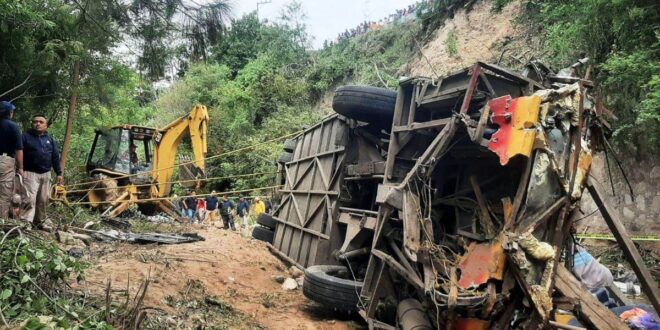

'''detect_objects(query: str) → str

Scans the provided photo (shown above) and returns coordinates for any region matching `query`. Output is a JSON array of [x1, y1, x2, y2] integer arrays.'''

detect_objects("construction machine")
[[73, 105, 209, 218]]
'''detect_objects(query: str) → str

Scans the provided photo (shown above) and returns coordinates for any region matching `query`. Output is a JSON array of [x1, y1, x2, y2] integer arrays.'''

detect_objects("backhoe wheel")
[[303, 265, 363, 312], [278, 151, 293, 164], [332, 85, 397, 123], [251, 226, 274, 243], [256, 213, 278, 230], [283, 139, 297, 152]]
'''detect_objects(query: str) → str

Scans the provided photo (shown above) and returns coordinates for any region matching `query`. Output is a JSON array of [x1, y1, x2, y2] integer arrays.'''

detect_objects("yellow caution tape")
[[576, 234, 660, 242]]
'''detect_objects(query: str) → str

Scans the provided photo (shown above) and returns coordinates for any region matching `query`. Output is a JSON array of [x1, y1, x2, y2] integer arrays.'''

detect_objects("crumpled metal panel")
[[487, 95, 541, 165], [457, 242, 506, 289]]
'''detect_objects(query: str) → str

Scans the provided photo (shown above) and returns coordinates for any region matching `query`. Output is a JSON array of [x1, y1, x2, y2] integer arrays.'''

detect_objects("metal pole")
[[256, 0, 272, 20]]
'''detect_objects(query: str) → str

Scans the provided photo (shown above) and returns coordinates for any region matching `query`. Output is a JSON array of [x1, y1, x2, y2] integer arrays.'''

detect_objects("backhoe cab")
[[81, 105, 209, 218]]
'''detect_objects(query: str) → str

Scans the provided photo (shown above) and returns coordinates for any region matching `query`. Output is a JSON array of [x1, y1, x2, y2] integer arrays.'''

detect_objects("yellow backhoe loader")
[[68, 105, 209, 218]]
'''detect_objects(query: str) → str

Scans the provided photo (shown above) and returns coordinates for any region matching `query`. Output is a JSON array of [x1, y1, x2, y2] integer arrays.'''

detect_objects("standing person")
[[196, 197, 206, 223], [220, 195, 236, 230], [237, 197, 250, 230], [183, 191, 197, 222], [0, 101, 23, 219], [264, 198, 272, 214], [204, 191, 219, 224], [171, 194, 180, 214], [20, 115, 63, 229], [252, 197, 265, 216]]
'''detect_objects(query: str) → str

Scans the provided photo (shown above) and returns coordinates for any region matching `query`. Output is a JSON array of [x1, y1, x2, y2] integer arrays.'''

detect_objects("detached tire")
[[278, 151, 293, 164], [332, 85, 397, 123], [256, 213, 278, 230], [283, 139, 297, 152], [251, 226, 274, 243], [303, 265, 363, 311]]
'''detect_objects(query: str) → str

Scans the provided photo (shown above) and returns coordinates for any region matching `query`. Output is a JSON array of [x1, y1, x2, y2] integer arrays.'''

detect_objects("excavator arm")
[[152, 104, 209, 197]]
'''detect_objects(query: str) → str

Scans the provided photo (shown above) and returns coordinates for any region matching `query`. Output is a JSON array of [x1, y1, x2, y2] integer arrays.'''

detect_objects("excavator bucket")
[[178, 155, 206, 189]]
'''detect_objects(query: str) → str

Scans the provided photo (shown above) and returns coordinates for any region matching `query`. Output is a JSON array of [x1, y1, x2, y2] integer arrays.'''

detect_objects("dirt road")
[[81, 224, 361, 329]]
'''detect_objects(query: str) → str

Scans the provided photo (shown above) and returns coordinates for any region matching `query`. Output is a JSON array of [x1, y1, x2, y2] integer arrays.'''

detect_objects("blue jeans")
[[186, 209, 195, 219]]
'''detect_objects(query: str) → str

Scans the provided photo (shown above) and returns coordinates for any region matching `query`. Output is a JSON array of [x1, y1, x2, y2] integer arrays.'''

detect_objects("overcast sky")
[[230, 0, 417, 49]]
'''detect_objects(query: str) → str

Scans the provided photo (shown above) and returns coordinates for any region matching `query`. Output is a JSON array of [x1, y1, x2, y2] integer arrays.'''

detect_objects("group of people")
[[0, 101, 63, 228], [176, 191, 269, 231], [327, 0, 432, 46]]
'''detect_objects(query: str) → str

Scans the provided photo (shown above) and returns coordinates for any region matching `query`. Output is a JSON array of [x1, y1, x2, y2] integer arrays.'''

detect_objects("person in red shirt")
[[196, 197, 206, 223]]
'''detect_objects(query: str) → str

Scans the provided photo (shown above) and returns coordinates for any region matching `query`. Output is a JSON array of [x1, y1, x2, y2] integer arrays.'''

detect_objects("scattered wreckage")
[[258, 60, 660, 328]]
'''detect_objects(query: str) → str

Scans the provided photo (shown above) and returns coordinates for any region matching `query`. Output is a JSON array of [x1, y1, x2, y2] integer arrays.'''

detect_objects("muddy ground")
[[74, 223, 364, 329]]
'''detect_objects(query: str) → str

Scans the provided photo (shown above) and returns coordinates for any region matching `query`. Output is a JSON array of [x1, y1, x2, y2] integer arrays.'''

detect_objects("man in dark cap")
[[0, 101, 23, 219], [21, 114, 62, 229]]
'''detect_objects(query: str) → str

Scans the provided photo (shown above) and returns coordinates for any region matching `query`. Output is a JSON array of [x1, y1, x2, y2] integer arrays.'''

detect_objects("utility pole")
[[256, 0, 272, 19]]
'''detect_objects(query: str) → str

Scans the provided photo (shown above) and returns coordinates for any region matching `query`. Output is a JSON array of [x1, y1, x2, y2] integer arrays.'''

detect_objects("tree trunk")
[[60, 59, 81, 173]]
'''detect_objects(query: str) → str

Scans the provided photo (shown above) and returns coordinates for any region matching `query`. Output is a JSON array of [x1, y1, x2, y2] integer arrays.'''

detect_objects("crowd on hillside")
[[327, 0, 434, 46]]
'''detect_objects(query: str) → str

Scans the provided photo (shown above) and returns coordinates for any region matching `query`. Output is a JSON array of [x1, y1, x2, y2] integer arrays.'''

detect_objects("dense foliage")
[[155, 8, 420, 193], [0, 232, 101, 327], [523, 0, 659, 156]]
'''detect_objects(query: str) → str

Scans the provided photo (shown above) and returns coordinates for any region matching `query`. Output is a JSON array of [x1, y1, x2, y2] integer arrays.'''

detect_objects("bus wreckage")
[[257, 59, 660, 329]]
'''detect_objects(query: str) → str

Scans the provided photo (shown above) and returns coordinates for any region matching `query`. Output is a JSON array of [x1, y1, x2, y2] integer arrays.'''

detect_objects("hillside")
[[405, 0, 528, 76]]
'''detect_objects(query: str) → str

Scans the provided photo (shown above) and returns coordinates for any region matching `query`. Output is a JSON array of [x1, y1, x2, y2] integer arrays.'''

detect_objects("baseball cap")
[[0, 101, 16, 112]]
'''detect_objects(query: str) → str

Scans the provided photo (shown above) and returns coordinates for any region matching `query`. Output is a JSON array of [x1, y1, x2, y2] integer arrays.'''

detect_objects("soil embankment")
[[81, 224, 359, 329]]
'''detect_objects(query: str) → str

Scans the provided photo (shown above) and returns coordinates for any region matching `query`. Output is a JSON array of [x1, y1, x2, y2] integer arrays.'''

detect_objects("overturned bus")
[[255, 60, 659, 329]]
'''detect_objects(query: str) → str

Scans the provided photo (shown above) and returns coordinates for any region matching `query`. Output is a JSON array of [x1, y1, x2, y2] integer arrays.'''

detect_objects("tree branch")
[[0, 73, 32, 99]]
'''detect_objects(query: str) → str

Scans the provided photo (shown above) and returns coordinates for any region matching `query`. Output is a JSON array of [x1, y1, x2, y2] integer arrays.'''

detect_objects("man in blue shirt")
[[220, 195, 236, 230], [204, 191, 219, 224], [0, 101, 23, 219], [237, 197, 250, 230], [20, 115, 63, 229]]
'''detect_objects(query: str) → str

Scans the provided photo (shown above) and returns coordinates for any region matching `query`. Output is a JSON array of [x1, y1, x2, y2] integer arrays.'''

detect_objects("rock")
[[72, 233, 93, 245], [635, 182, 648, 194], [67, 248, 84, 258], [635, 197, 646, 212], [57, 231, 84, 247], [652, 196, 660, 212], [296, 276, 304, 287], [624, 194, 633, 205], [228, 277, 235, 283], [289, 266, 304, 278], [650, 166, 660, 179], [622, 207, 635, 220], [281, 278, 298, 290], [271, 275, 286, 284]]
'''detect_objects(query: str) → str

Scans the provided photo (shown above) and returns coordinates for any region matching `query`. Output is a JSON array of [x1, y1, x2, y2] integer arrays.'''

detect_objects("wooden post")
[[587, 178, 660, 313], [60, 59, 81, 173]]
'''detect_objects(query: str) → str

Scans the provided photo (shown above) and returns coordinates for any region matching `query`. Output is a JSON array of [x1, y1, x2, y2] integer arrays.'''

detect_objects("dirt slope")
[[404, 0, 530, 77], [81, 224, 358, 329]]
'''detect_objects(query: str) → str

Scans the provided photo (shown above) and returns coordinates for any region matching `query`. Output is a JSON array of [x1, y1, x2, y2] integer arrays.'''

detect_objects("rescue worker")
[[0, 101, 23, 219], [220, 195, 236, 230], [21, 115, 62, 229], [237, 196, 250, 230], [252, 196, 265, 216], [129, 144, 139, 165]]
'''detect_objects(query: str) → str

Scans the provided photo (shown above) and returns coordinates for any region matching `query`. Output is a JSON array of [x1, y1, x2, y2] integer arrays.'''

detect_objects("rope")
[[64, 171, 279, 194], [62, 130, 302, 189], [65, 185, 283, 206]]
